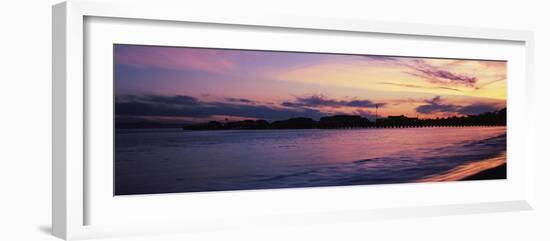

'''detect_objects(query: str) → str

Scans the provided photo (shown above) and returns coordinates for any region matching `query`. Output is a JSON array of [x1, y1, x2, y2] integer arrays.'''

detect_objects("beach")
[[462, 163, 506, 181], [417, 151, 506, 182], [115, 126, 507, 195]]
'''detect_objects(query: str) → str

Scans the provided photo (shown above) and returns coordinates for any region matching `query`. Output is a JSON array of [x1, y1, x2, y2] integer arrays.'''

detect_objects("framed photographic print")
[[53, 0, 535, 240], [113, 44, 508, 195]]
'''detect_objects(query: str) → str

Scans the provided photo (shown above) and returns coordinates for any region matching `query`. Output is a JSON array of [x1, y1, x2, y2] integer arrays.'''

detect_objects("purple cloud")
[[416, 96, 461, 114], [405, 58, 478, 87], [282, 95, 384, 108], [458, 103, 500, 115], [363, 56, 479, 88], [116, 94, 331, 122], [415, 96, 502, 115], [225, 97, 253, 103]]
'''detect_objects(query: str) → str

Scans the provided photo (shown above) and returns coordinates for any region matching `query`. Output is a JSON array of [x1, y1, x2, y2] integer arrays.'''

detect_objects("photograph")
[[114, 44, 507, 195]]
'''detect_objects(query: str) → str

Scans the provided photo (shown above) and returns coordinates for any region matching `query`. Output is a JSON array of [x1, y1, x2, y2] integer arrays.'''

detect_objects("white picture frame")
[[52, 0, 536, 240]]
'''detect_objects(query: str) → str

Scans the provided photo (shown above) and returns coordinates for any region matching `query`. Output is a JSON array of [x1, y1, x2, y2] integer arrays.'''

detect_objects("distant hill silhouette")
[[116, 121, 185, 129], [182, 108, 506, 130]]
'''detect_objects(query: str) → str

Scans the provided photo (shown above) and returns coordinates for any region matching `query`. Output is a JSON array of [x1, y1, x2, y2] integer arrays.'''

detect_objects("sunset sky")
[[114, 44, 507, 124]]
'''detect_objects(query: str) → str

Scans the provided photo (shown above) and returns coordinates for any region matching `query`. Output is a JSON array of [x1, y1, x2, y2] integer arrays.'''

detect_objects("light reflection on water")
[[115, 126, 506, 195]]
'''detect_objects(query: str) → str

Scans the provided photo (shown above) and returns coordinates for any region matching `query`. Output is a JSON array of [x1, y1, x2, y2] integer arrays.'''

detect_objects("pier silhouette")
[[183, 108, 506, 130]]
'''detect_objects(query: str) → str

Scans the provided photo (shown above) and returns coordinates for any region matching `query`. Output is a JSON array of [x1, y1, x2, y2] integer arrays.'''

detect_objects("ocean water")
[[115, 126, 506, 195]]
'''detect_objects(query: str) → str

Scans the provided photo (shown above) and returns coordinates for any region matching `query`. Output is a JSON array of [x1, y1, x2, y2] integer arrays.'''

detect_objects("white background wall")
[[0, 0, 548, 240]]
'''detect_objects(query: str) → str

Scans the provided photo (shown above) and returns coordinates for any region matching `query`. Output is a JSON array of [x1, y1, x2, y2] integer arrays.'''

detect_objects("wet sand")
[[461, 163, 506, 180], [417, 152, 506, 182]]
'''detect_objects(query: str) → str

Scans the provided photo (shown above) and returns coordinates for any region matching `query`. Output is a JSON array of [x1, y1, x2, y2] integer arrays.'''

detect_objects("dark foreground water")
[[115, 127, 506, 195]]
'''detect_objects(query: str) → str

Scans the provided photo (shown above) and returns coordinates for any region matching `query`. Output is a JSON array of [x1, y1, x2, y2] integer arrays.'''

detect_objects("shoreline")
[[417, 152, 507, 182], [460, 163, 506, 181]]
